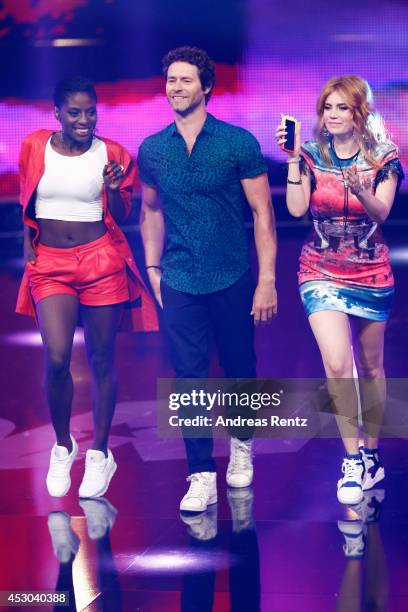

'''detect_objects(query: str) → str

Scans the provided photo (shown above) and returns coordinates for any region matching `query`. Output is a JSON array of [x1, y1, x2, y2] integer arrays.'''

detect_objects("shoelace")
[[86, 455, 107, 474], [342, 458, 362, 482], [186, 473, 209, 498], [230, 442, 252, 472], [49, 455, 72, 476]]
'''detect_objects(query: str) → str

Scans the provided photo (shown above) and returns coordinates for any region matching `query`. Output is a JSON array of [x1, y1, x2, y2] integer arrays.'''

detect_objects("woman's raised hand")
[[103, 161, 125, 191], [275, 115, 301, 159]]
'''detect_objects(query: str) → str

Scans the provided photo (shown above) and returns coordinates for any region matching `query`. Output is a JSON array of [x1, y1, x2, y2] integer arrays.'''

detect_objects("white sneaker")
[[46, 435, 78, 497], [337, 455, 365, 505], [337, 520, 366, 559], [180, 504, 218, 541], [79, 497, 117, 540], [179, 472, 217, 512], [359, 447, 385, 490], [79, 449, 117, 498], [48, 512, 80, 563], [227, 438, 253, 488]]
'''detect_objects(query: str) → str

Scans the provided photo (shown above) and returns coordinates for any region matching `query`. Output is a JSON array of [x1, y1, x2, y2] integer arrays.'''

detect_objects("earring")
[[362, 132, 370, 145], [322, 125, 330, 139]]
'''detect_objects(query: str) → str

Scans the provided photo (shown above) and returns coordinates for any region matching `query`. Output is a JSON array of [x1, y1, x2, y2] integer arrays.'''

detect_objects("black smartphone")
[[281, 115, 298, 153]]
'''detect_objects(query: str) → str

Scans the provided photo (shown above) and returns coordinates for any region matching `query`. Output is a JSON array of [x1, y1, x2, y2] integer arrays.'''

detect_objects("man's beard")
[[173, 97, 201, 118]]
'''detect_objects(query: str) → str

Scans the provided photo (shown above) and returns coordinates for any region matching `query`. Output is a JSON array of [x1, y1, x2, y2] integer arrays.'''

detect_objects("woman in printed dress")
[[276, 75, 403, 504]]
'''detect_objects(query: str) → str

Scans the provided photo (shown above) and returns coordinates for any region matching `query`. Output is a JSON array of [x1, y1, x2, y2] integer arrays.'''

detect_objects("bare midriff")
[[37, 219, 106, 248]]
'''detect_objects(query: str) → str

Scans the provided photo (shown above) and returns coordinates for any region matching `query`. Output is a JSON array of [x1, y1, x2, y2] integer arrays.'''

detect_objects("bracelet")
[[146, 265, 162, 271], [286, 158, 300, 164], [287, 178, 302, 185]]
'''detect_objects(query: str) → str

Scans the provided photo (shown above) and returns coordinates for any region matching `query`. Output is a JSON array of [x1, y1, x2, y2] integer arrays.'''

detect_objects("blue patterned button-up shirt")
[[137, 113, 267, 294]]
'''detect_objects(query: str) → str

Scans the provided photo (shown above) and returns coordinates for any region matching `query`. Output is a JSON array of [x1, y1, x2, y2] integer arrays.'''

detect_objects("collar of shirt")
[[167, 112, 217, 138]]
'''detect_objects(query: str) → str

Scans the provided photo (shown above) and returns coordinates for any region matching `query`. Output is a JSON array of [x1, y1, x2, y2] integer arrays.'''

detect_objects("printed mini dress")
[[298, 140, 403, 321]]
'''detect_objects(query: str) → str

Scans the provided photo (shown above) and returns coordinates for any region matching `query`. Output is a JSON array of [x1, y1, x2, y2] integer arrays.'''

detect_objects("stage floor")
[[0, 228, 407, 611]]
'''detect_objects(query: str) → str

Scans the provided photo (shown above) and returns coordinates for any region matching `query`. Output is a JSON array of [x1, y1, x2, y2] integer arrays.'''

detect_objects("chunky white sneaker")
[[48, 512, 80, 563], [337, 454, 365, 505], [79, 497, 117, 540], [46, 435, 78, 497], [337, 520, 366, 559], [359, 447, 385, 490], [180, 504, 218, 540], [226, 438, 253, 488], [79, 449, 117, 498], [179, 472, 217, 512]]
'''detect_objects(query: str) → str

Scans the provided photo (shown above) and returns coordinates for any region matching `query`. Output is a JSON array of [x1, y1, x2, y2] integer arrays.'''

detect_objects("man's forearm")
[[253, 209, 277, 283], [140, 205, 165, 266]]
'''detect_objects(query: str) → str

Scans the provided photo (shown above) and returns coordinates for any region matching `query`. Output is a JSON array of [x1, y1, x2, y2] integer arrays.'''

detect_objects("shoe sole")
[[79, 461, 117, 499], [226, 476, 253, 489], [47, 481, 71, 498], [179, 492, 217, 513]]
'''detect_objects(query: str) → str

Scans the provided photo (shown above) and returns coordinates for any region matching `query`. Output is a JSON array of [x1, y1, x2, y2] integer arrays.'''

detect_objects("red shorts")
[[26, 232, 129, 307]]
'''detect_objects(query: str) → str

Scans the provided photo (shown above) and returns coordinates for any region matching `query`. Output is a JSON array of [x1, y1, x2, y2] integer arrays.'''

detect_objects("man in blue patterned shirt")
[[138, 47, 277, 512]]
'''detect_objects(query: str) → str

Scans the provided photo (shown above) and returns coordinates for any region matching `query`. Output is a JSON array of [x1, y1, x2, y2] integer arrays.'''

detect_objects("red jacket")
[[16, 129, 158, 332]]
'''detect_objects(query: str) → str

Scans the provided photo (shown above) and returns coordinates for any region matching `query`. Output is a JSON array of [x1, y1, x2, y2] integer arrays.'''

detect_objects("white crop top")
[[35, 137, 108, 222]]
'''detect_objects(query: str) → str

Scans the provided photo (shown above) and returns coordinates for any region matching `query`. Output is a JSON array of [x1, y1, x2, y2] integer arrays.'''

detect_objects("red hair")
[[314, 75, 387, 168]]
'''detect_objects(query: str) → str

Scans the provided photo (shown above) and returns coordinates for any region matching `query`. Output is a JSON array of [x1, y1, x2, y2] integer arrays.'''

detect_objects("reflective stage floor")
[[0, 227, 407, 611]]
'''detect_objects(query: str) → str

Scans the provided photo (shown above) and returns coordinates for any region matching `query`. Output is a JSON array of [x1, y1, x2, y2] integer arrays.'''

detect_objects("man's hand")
[[250, 280, 277, 325], [147, 267, 163, 308]]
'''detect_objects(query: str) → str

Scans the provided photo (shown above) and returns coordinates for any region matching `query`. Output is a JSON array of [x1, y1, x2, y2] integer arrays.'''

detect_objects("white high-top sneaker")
[[359, 447, 385, 490], [337, 454, 365, 505], [227, 438, 253, 488]]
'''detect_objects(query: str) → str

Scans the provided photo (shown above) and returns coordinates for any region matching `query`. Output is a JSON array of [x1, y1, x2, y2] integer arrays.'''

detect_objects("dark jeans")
[[161, 270, 256, 473]]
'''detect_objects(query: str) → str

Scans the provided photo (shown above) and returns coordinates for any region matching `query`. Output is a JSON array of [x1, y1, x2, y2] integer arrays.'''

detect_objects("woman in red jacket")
[[16, 77, 157, 499]]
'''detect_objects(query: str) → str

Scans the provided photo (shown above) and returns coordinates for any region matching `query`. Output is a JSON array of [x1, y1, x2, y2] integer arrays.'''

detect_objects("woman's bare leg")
[[308, 310, 359, 454], [351, 319, 387, 449], [36, 294, 79, 452], [81, 303, 123, 455]]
